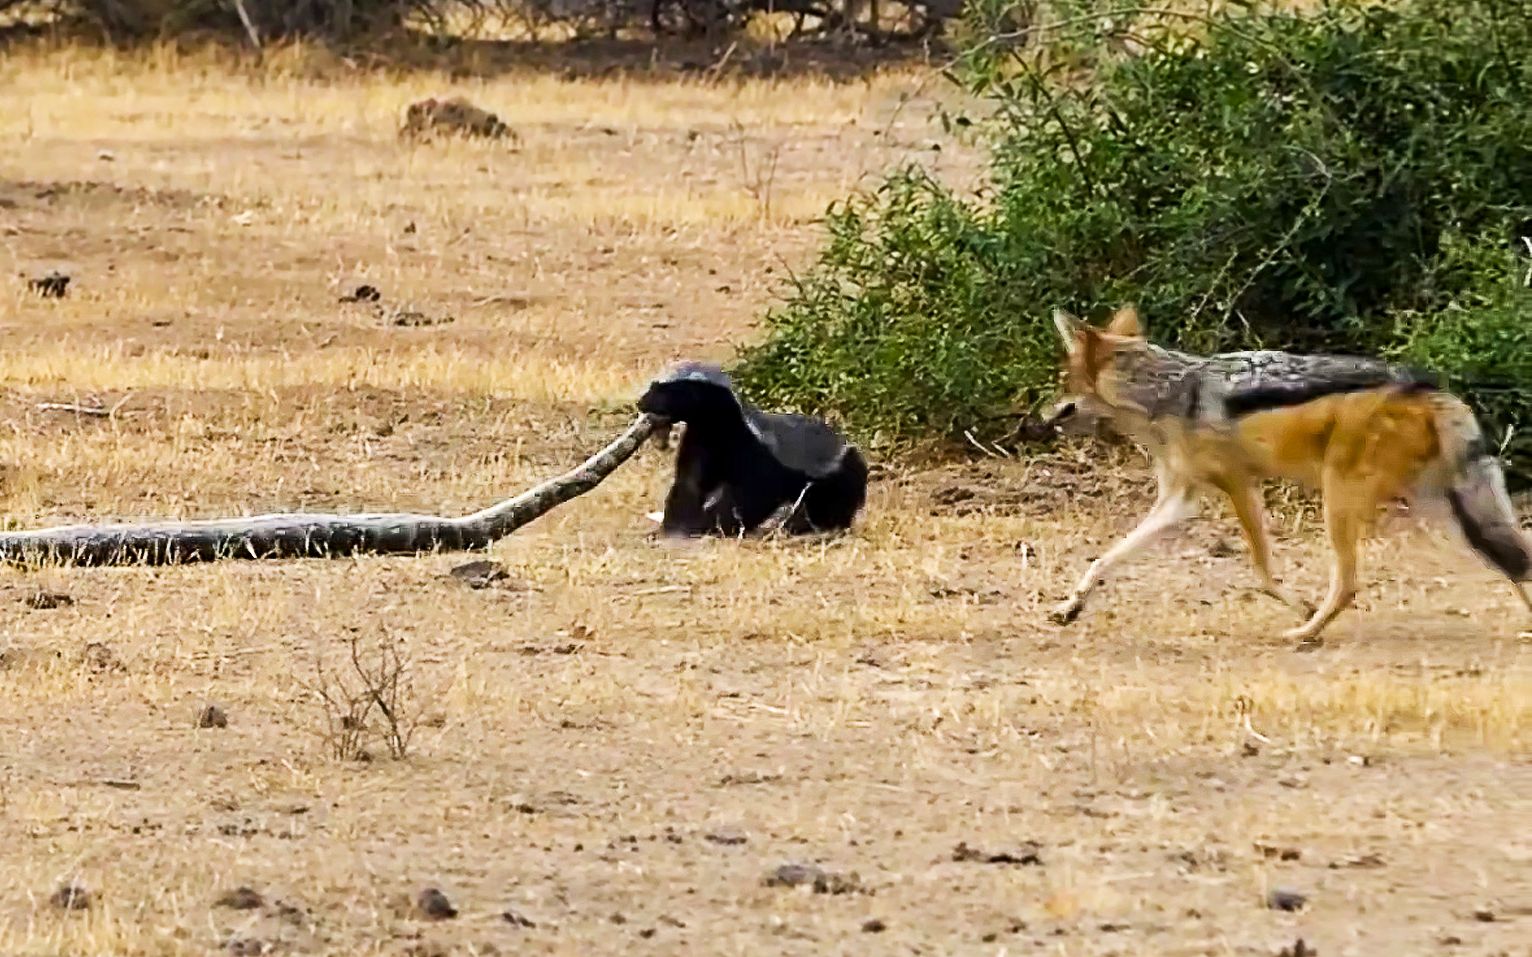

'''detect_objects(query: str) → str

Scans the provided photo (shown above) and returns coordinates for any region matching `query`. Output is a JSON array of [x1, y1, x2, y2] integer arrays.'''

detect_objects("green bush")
[[736, 0, 1532, 483]]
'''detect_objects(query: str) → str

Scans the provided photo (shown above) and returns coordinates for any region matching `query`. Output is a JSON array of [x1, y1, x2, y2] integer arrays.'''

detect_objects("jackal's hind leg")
[[1050, 487, 1198, 625], [1222, 480, 1313, 618], [1283, 475, 1365, 647]]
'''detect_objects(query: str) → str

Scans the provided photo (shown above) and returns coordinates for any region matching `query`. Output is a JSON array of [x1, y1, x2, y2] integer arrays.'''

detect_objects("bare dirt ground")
[[1, 42, 1527, 957]]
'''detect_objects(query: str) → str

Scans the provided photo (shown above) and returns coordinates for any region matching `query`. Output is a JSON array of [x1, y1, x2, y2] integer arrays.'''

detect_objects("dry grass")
[[0, 40, 1527, 957]]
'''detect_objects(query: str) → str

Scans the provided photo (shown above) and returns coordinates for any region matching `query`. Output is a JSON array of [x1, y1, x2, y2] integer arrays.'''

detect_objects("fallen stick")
[[35, 396, 132, 417], [0, 414, 656, 567]]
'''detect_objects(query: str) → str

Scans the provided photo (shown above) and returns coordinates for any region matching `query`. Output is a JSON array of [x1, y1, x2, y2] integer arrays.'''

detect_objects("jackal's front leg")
[[1050, 487, 1198, 624]]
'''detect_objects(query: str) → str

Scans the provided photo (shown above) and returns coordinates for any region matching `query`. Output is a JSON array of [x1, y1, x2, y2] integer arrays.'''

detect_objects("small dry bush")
[[302, 627, 420, 761]]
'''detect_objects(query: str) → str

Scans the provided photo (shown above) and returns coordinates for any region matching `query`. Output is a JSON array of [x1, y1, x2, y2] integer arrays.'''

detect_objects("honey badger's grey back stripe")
[[653, 359, 852, 478], [742, 409, 850, 477]]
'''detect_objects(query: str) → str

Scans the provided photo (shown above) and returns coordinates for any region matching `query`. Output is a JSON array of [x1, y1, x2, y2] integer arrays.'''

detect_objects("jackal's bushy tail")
[[1430, 395, 1531, 582]]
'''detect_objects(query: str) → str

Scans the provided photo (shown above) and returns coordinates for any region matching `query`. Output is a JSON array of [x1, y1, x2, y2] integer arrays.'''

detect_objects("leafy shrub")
[[736, 0, 1532, 483]]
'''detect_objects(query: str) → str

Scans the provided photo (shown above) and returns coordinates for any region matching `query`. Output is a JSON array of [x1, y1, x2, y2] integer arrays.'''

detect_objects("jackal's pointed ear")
[[1052, 309, 1088, 352], [1106, 305, 1143, 338]]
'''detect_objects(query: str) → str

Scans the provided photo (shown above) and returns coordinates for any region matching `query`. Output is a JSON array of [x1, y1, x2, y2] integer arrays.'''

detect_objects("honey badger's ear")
[[1052, 309, 1089, 352], [1106, 304, 1143, 338]]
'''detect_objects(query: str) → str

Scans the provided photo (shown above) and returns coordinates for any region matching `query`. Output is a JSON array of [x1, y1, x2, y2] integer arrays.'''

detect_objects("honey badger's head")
[[638, 362, 741, 431]]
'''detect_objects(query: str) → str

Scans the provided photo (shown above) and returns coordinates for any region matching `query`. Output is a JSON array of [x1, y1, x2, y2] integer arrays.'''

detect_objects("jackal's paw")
[[1280, 624, 1325, 650], [1048, 598, 1083, 625]]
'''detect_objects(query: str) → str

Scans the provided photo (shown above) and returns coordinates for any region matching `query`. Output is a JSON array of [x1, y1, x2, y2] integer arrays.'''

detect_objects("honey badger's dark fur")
[[639, 362, 867, 537]]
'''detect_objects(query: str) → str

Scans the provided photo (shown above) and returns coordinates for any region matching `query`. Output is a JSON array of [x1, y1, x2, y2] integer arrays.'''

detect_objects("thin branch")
[[35, 396, 132, 418]]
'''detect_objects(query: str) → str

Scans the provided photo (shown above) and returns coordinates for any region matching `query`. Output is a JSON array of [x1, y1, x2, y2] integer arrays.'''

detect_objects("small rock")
[[390, 309, 453, 327], [400, 96, 517, 142], [24, 590, 73, 609], [81, 642, 124, 673], [1208, 538, 1240, 558], [215, 886, 264, 910], [763, 863, 861, 895], [50, 882, 91, 910], [704, 828, 748, 846], [415, 887, 457, 920], [448, 559, 510, 589], [1277, 939, 1315, 957], [1267, 888, 1308, 912], [502, 908, 535, 928], [1328, 852, 1383, 869], [225, 938, 270, 956], [28, 272, 70, 298], [273, 900, 307, 926], [1254, 843, 1302, 862], [953, 840, 1043, 865], [97, 149, 116, 161], [339, 284, 381, 303], [1471, 906, 1496, 922], [198, 704, 229, 729], [861, 918, 887, 933]]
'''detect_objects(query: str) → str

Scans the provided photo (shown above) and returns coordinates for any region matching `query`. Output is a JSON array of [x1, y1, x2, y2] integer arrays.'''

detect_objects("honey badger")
[[638, 362, 868, 537]]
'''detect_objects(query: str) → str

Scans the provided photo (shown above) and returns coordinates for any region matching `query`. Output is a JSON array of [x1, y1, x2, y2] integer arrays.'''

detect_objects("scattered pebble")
[[415, 887, 457, 920], [1254, 843, 1302, 861], [1277, 939, 1315, 957], [215, 886, 264, 910], [1471, 906, 1496, 922], [502, 908, 535, 928], [81, 642, 125, 673], [448, 560, 510, 589], [861, 918, 887, 933], [24, 590, 73, 610], [1328, 852, 1384, 869], [704, 828, 748, 846], [198, 704, 230, 729], [50, 882, 91, 910], [28, 272, 70, 298], [339, 284, 381, 303], [763, 863, 861, 895], [953, 840, 1043, 865], [400, 96, 516, 142], [1267, 888, 1308, 912], [390, 309, 453, 327]]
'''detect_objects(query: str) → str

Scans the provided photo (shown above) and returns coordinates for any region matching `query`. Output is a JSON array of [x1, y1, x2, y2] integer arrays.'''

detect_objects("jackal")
[[1049, 305, 1531, 645]]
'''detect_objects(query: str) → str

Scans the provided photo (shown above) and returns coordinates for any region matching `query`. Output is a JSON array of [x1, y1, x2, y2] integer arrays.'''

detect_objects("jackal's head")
[[1048, 305, 1145, 429]]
